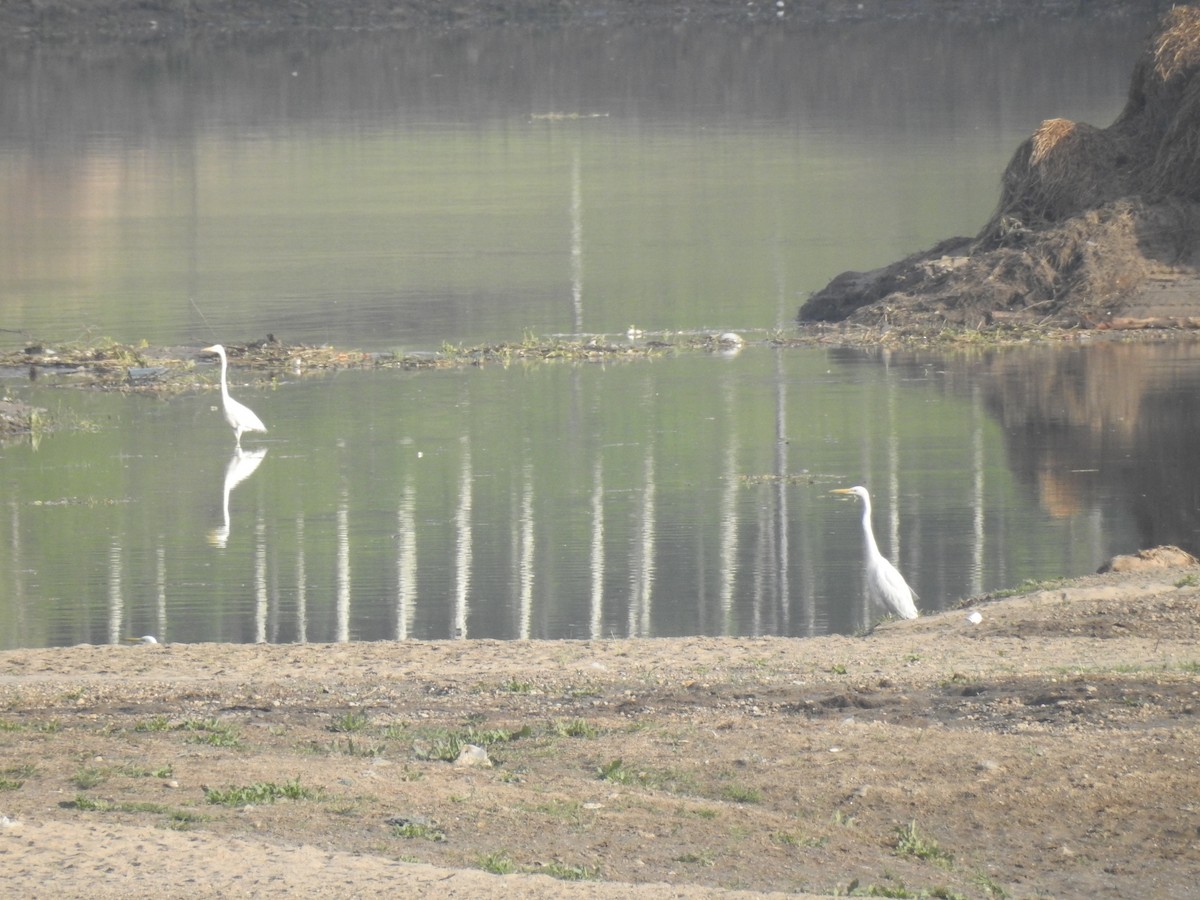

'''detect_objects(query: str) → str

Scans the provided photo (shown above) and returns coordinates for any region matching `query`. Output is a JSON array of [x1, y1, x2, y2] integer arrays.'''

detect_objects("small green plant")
[[476, 851, 516, 875], [721, 784, 763, 804], [328, 711, 370, 733], [203, 778, 318, 806], [72, 767, 108, 790], [970, 871, 1010, 898], [596, 758, 633, 784], [674, 850, 716, 867], [541, 861, 600, 881], [1176, 573, 1200, 588], [64, 795, 115, 812], [893, 820, 954, 867], [830, 663, 849, 675], [133, 715, 173, 733], [415, 724, 529, 762], [551, 718, 601, 738], [0, 777, 23, 791], [502, 678, 534, 693], [831, 809, 857, 827], [391, 821, 447, 842], [167, 810, 210, 830]]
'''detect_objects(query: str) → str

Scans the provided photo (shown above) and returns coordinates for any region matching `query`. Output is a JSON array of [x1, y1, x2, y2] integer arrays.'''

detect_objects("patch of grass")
[[720, 784, 763, 804], [0, 720, 23, 732], [988, 577, 1068, 599], [893, 820, 954, 867], [831, 809, 857, 827], [1175, 573, 1200, 588], [0, 777, 23, 791], [328, 710, 370, 733], [674, 850, 716, 867], [63, 795, 116, 812], [33, 719, 61, 733], [391, 821, 447, 842], [328, 738, 385, 757], [773, 830, 827, 848], [167, 810, 210, 830], [830, 663, 849, 675], [190, 729, 242, 748], [596, 758, 634, 784], [133, 715, 174, 732], [501, 678, 535, 693], [476, 851, 516, 875], [115, 762, 174, 779], [414, 724, 531, 763], [550, 718, 602, 738], [971, 871, 1011, 899], [64, 794, 206, 831], [203, 778, 318, 806], [72, 767, 108, 790], [541, 861, 601, 881]]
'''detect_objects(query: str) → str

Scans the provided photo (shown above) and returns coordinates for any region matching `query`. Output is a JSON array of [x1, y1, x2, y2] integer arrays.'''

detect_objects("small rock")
[[453, 744, 491, 767]]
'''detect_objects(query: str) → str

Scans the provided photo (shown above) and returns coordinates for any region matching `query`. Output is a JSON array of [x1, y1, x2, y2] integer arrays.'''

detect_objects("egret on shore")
[[202, 344, 267, 448], [123, 635, 158, 644], [831, 485, 919, 620]]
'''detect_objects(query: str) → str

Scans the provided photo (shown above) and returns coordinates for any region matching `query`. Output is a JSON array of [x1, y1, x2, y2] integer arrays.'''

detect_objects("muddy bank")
[[801, 6, 1200, 332], [2, 562, 1200, 897]]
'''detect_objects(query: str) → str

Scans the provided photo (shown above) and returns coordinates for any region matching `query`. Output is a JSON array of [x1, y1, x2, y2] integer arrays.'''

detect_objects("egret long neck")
[[860, 496, 883, 559], [217, 352, 231, 399]]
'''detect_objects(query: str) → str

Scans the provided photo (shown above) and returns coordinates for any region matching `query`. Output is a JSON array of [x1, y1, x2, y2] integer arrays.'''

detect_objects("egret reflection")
[[209, 447, 268, 548]]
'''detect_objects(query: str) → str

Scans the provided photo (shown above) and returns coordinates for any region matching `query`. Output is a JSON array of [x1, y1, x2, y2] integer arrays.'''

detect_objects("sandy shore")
[[2, 564, 1200, 897]]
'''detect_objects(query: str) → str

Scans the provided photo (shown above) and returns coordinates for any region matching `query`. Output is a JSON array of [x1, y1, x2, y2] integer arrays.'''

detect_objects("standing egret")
[[202, 344, 267, 449], [831, 485, 919, 620]]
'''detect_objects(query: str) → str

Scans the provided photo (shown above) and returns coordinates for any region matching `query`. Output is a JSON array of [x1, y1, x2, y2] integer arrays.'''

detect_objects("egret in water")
[[202, 344, 267, 448], [831, 485, 919, 620]]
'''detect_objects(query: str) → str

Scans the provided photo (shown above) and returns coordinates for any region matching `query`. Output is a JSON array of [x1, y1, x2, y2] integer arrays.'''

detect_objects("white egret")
[[831, 486, 919, 620], [202, 344, 267, 448], [123, 635, 158, 644]]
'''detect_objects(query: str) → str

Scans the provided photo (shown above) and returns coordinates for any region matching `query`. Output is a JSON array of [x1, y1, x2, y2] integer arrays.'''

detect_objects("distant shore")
[[1, 0, 1174, 44]]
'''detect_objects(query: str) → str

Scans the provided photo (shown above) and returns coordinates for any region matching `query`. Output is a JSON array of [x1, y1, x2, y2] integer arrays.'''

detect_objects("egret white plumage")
[[202, 344, 267, 448], [831, 485, 919, 620]]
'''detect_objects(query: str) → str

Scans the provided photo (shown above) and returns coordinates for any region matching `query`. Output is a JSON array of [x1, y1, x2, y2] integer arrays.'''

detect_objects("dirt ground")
[[3, 565, 1200, 898]]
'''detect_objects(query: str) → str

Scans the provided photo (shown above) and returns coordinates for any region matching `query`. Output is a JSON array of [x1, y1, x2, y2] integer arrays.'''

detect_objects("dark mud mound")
[[800, 6, 1200, 330]]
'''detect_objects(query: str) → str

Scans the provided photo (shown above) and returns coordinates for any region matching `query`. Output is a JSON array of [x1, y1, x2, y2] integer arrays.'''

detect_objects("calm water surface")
[[2, 14, 1189, 648]]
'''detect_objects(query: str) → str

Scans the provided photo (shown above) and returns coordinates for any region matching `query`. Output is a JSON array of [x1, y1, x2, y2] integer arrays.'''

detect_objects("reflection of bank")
[[973, 342, 1200, 555], [209, 447, 268, 549]]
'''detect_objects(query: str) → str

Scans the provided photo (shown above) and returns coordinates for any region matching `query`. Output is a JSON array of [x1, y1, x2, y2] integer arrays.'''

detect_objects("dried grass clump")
[[982, 119, 1132, 242], [981, 7, 1200, 243]]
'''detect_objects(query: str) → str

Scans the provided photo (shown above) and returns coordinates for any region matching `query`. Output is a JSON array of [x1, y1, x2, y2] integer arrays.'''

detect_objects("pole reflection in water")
[[209, 447, 268, 549], [628, 449, 656, 638], [295, 515, 307, 644], [518, 460, 535, 640], [589, 457, 605, 640], [396, 476, 417, 640], [256, 514, 268, 644], [108, 538, 122, 645], [156, 544, 168, 644], [337, 490, 350, 643], [453, 438, 473, 639]]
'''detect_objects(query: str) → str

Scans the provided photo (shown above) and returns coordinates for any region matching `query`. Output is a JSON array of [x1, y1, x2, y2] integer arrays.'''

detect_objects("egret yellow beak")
[[830, 488, 854, 495]]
